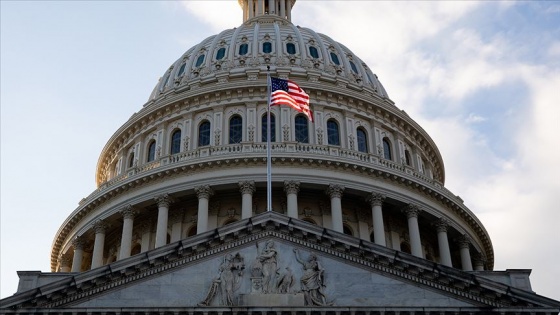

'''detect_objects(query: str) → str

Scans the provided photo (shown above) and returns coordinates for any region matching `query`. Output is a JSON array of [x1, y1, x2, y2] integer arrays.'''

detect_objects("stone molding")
[[19, 213, 541, 310], [239, 180, 256, 195], [283, 180, 300, 195], [195, 185, 214, 199], [326, 184, 345, 199], [368, 192, 385, 207]]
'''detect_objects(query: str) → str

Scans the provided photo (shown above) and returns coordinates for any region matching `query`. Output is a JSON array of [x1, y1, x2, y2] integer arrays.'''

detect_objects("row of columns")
[[67, 182, 481, 272]]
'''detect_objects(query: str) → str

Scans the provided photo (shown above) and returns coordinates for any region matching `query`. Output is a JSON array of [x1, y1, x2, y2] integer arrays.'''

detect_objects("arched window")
[[229, 115, 243, 144], [147, 140, 156, 162], [216, 48, 226, 60], [330, 52, 340, 65], [128, 152, 135, 168], [160, 72, 171, 91], [170, 129, 181, 155], [343, 224, 353, 236], [239, 44, 248, 55], [382, 137, 392, 160], [263, 42, 272, 53], [309, 46, 319, 59], [286, 43, 296, 55], [262, 113, 276, 142], [198, 121, 211, 147], [295, 114, 309, 143], [177, 63, 187, 77], [327, 119, 340, 146], [349, 61, 358, 74], [405, 150, 412, 166], [356, 127, 368, 153], [195, 55, 205, 67]]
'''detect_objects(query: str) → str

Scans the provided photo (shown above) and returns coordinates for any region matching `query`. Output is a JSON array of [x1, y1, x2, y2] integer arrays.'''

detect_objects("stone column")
[[118, 205, 137, 260], [59, 255, 72, 272], [154, 194, 173, 248], [91, 220, 108, 269], [195, 185, 214, 234], [284, 180, 300, 219], [71, 236, 85, 272], [473, 254, 485, 271], [459, 235, 473, 271], [436, 218, 452, 267], [169, 210, 184, 243], [326, 184, 344, 233], [239, 181, 256, 219], [403, 204, 423, 258], [368, 193, 386, 246], [280, 0, 286, 18]]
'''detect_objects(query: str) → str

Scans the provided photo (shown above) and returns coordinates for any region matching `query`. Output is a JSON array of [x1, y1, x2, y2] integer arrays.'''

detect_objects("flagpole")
[[266, 67, 272, 212]]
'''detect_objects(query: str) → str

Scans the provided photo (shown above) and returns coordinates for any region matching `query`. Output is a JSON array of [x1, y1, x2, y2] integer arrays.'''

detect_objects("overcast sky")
[[1, 1, 559, 301]]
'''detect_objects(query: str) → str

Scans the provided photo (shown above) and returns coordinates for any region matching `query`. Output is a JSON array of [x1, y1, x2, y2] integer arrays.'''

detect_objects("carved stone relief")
[[198, 253, 245, 306]]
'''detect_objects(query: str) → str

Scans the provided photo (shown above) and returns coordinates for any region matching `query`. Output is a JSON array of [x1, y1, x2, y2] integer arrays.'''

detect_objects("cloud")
[[466, 113, 487, 124]]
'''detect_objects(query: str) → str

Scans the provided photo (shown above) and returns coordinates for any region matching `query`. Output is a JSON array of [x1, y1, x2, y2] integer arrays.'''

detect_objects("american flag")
[[270, 77, 313, 122]]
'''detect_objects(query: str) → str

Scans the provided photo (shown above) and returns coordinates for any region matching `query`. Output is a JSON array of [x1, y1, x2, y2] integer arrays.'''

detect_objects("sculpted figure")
[[293, 248, 330, 306], [199, 253, 244, 306], [277, 267, 295, 293], [257, 240, 278, 293]]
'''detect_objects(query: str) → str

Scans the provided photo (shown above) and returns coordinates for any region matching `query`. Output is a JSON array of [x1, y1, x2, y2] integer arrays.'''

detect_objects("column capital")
[[403, 204, 421, 218], [58, 255, 72, 268], [326, 184, 345, 199], [459, 234, 472, 248], [195, 185, 214, 199], [284, 180, 300, 195], [92, 219, 109, 234], [368, 192, 386, 207], [119, 205, 138, 219], [435, 217, 449, 233], [71, 236, 85, 250], [155, 194, 173, 208], [239, 180, 256, 195]]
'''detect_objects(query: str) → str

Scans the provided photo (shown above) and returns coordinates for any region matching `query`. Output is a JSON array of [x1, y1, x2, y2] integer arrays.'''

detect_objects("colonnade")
[[65, 182, 481, 273]]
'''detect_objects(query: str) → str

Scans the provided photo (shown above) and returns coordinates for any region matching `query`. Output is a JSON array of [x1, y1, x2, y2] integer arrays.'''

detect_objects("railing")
[[92, 143, 454, 205]]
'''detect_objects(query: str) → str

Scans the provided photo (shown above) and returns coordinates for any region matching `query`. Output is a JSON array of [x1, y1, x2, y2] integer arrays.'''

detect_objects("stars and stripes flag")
[[270, 77, 313, 122]]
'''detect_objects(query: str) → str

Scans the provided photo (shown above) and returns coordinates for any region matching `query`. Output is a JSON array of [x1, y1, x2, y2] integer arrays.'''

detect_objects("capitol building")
[[2, 1, 559, 314]]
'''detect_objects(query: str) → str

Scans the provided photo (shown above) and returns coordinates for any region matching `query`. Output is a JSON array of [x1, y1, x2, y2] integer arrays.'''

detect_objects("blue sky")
[[1, 1, 559, 301]]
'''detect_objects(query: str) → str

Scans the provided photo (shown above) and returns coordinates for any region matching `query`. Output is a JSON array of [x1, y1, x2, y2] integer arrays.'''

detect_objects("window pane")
[[171, 130, 181, 155], [128, 153, 135, 168], [147, 141, 156, 162], [309, 46, 319, 59], [330, 52, 340, 65], [286, 43, 296, 55], [239, 44, 248, 56], [195, 55, 205, 67], [216, 48, 226, 60], [177, 63, 186, 77], [295, 115, 309, 143], [229, 115, 243, 144], [383, 138, 392, 160], [262, 114, 276, 142], [357, 128, 367, 153], [327, 120, 340, 145], [263, 42, 272, 53], [350, 61, 358, 74], [199, 121, 210, 146]]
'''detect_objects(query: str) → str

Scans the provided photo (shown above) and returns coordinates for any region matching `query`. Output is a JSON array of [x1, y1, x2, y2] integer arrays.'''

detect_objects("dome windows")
[[229, 115, 243, 144], [286, 43, 296, 55], [147, 140, 156, 162], [263, 42, 272, 54], [330, 52, 340, 65], [170, 130, 181, 155], [382, 137, 392, 160], [239, 43, 249, 56], [262, 113, 276, 142], [177, 63, 187, 77], [357, 127, 368, 153], [309, 46, 319, 59], [405, 150, 412, 166], [195, 55, 205, 67], [216, 47, 226, 60], [198, 121, 211, 147], [327, 119, 340, 146], [128, 152, 135, 168], [295, 114, 309, 143], [349, 61, 359, 74]]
